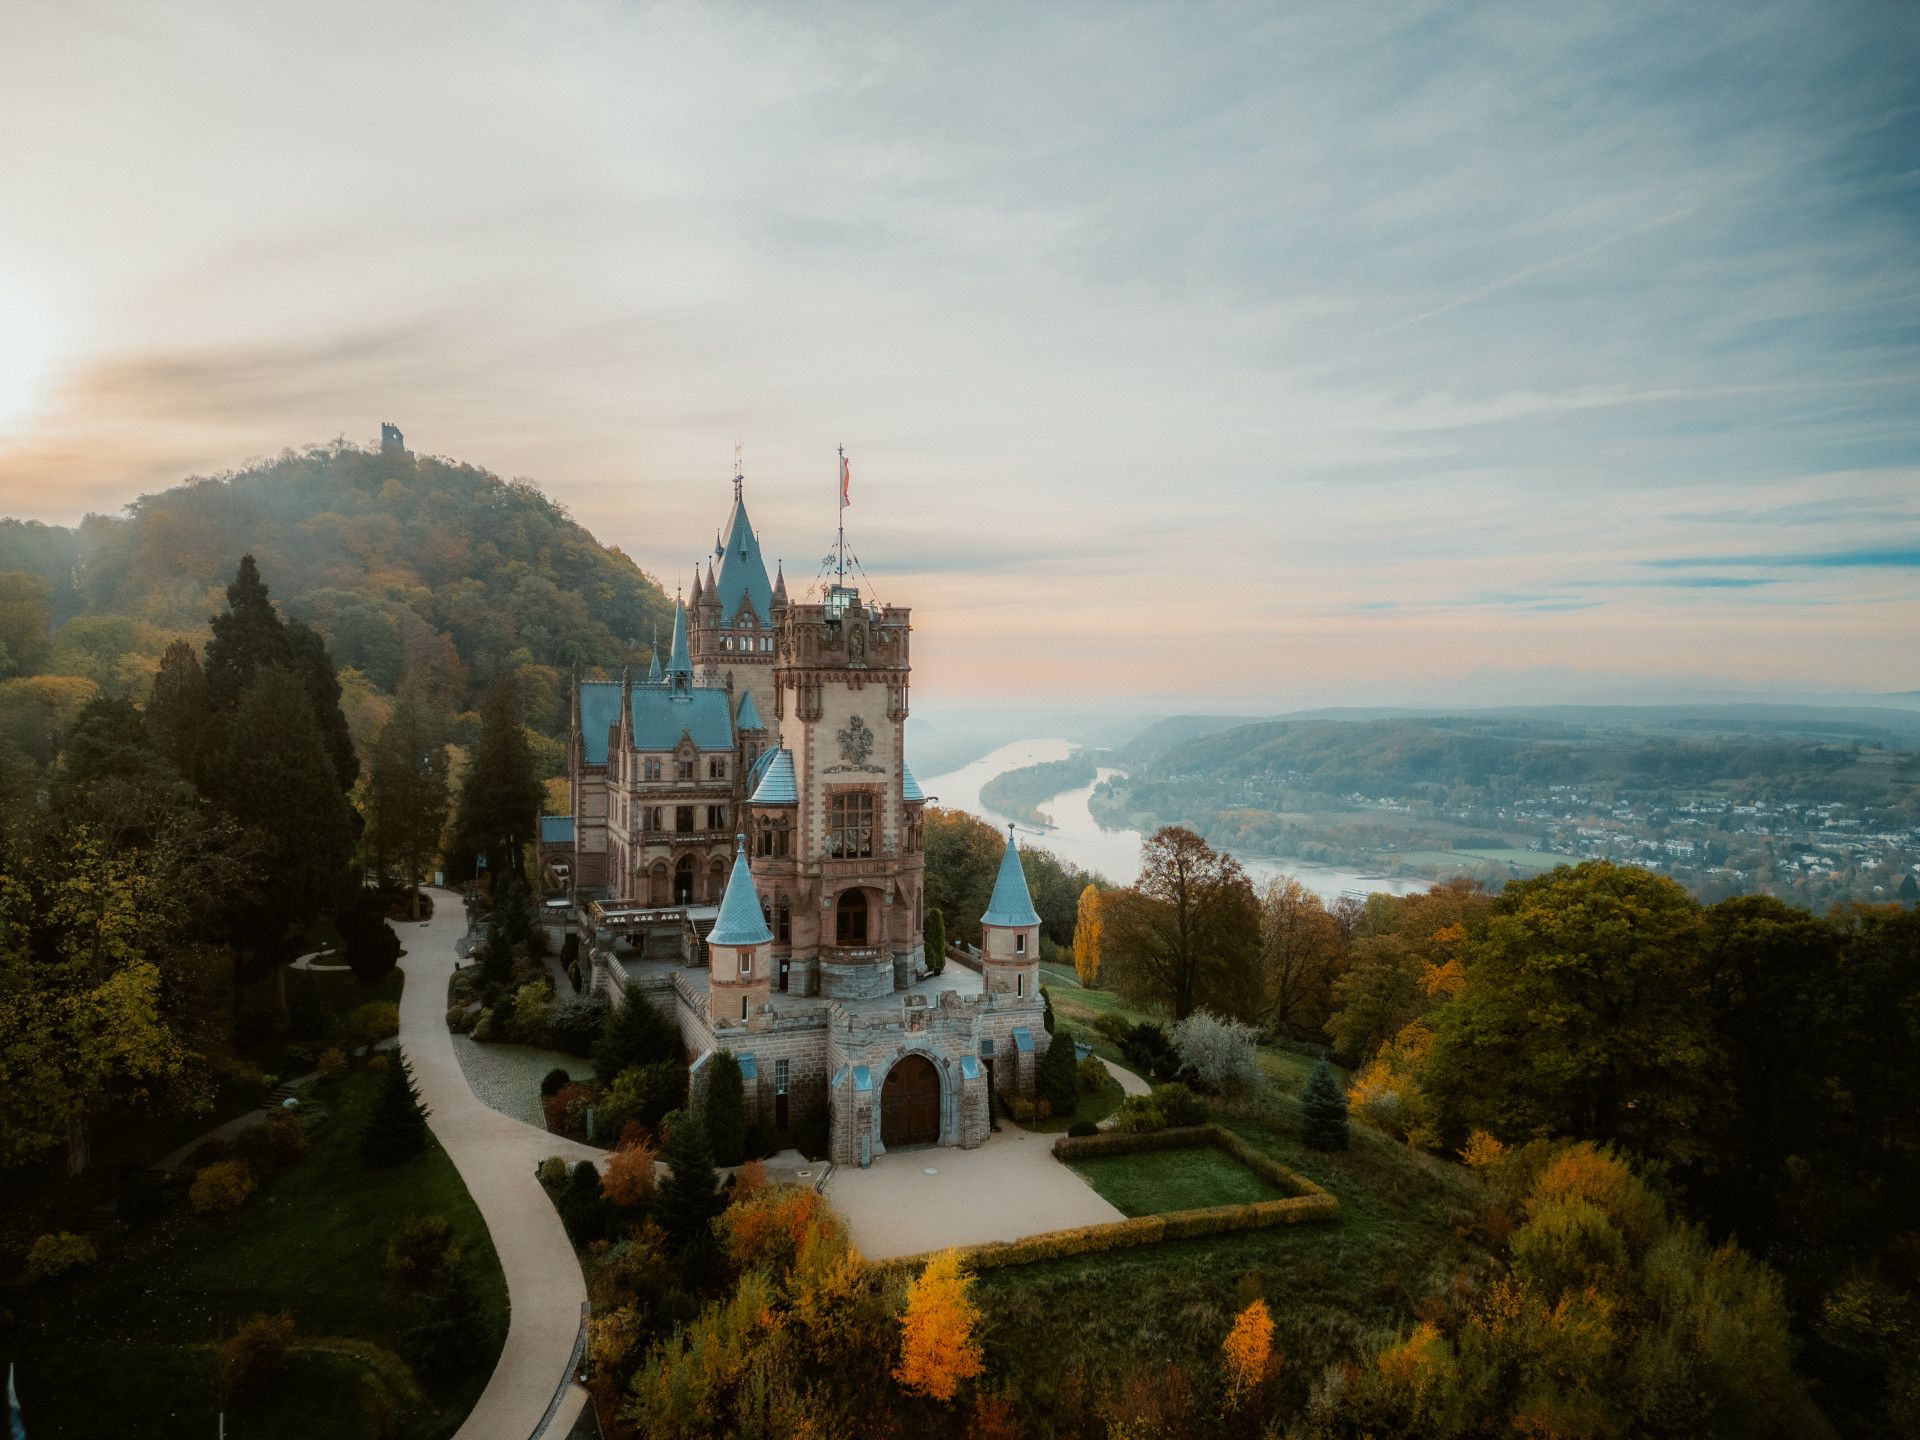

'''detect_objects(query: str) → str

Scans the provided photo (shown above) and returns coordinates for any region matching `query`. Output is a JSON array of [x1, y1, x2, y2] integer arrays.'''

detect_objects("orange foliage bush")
[[1221, 1297, 1276, 1398], [600, 1144, 657, 1208], [895, 1249, 984, 1402], [190, 1158, 257, 1213], [723, 1184, 844, 1280]]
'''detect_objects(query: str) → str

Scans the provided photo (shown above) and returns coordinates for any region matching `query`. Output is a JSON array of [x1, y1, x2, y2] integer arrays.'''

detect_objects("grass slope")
[[6, 1067, 507, 1440]]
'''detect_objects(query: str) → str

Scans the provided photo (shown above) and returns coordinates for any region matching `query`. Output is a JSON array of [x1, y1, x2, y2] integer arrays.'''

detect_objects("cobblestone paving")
[[450, 1036, 595, 1129]]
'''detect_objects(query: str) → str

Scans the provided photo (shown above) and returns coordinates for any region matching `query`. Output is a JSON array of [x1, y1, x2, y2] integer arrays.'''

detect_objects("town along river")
[[922, 738, 1431, 903]]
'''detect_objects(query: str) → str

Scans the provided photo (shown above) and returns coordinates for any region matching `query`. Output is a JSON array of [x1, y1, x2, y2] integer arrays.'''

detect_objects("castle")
[[543, 470, 1052, 1165]]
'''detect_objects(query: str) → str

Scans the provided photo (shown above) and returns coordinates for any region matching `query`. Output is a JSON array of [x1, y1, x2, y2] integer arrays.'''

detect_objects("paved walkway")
[[825, 1122, 1124, 1260], [1107, 1060, 1152, 1098], [398, 892, 601, 1440]]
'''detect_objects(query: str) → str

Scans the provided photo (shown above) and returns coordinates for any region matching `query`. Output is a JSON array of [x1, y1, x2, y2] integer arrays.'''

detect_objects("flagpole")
[[836, 444, 846, 590]]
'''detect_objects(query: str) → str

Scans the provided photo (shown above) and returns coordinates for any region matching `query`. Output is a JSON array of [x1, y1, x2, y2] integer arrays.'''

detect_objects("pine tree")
[[655, 1113, 724, 1247], [451, 674, 542, 882], [923, 907, 947, 976], [287, 619, 359, 791], [368, 689, 451, 913], [1041, 1025, 1079, 1117], [704, 1051, 747, 1166], [363, 1049, 432, 1166], [1302, 1059, 1350, 1151], [204, 556, 293, 710], [147, 639, 214, 782], [592, 990, 681, 1079]]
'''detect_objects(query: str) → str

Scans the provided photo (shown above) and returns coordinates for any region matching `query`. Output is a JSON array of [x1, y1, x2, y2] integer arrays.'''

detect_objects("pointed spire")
[[666, 597, 692, 679], [689, 566, 702, 604], [772, 562, 787, 607], [982, 824, 1043, 928], [704, 557, 717, 600], [708, 834, 774, 946]]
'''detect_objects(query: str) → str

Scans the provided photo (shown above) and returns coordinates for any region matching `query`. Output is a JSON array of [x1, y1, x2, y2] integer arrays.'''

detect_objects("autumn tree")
[[0, 570, 52, 676], [1257, 876, 1345, 1038], [1221, 1297, 1276, 1403], [895, 1249, 985, 1403], [1072, 883, 1103, 986], [1103, 826, 1260, 1021], [451, 673, 543, 883], [367, 688, 451, 915], [1325, 878, 1490, 1065]]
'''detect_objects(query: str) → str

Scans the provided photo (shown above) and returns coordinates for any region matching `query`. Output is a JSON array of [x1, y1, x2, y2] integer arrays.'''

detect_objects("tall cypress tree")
[[1041, 1024, 1080, 1116], [288, 619, 359, 791], [452, 674, 542, 882], [204, 556, 293, 709], [655, 1113, 724, 1248], [704, 1051, 747, 1166]]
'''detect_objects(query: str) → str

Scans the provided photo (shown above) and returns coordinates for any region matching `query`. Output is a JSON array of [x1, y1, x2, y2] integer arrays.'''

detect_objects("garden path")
[[1107, 1061, 1152, 1098], [397, 891, 601, 1440], [825, 1122, 1124, 1260]]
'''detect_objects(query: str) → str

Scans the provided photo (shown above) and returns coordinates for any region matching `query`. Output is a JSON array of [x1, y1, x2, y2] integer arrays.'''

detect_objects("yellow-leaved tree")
[[895, 1249, 985, 1403], [1072, 883, 1102, 987], [1221, 1296, 1276, 1401]]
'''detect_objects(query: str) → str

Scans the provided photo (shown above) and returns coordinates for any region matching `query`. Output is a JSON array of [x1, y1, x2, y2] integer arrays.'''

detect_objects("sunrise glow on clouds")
[[0, 1, 1915, 704]]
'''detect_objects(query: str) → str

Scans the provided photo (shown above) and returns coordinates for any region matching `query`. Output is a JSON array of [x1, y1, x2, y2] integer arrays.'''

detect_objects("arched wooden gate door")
[[880, 1053, 940, 1149]]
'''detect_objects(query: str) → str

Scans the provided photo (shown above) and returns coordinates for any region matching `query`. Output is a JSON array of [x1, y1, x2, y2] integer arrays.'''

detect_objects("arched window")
[[776, 894, 791, 944], [835, 889, 869, 946], [674, 855, 695, 903]]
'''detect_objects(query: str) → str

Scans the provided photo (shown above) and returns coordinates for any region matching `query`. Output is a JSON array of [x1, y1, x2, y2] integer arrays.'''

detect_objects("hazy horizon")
[[2, 1, 1916, 706]]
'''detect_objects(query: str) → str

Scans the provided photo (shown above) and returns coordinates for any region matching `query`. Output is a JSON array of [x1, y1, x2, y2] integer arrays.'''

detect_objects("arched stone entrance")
[[880, 1053, 940, 1149], [836, 889, 869, 946], [675, 855, 695, 903]]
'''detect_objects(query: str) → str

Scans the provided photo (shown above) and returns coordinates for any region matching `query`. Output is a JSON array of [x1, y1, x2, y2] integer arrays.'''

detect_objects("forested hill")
[[0, 439, 671, 745]]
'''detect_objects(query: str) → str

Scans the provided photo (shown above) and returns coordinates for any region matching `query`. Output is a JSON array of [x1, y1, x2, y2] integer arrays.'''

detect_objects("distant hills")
[[0, 439, 672, 747]]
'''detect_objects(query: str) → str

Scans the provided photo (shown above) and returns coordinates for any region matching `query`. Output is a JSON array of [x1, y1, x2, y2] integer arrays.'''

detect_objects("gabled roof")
[[736, 689, 765, 731], [982, 824, 1042, 928], [902, 761, 925, 803], [578, 681, 734, 763], [750, 748, 797, 804], [714, 492, 774, 626], [708, 838, 774, 946]]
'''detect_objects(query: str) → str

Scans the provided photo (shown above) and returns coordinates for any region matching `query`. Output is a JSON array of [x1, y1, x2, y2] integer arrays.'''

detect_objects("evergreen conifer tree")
[[1041, 1025, 1080, 1117], [592, 990, 681, 1079], [147, 639, 214, 782], [368, 689, 451, 914], [204, 556, 293, 709], [452, 674, 542, 882], [288, 619, 360, 791], [363, 1049, 432, 1166], [923, 907, 946, 976], [1302, 1059, 1350, 1151], [704, 1051, 746, 1166], [656, 1113, 724, 1248]]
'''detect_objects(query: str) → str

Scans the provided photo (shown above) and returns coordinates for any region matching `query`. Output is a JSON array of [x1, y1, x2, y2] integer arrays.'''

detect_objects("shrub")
[[1172, 1011, 1264, 1096], [26, 1232, 97, 1280], [502, 979, 552, 1046], [602, 1144, 658, 1209], [596, 1060, 687, 1141], [191, 1159, 258, 1213], [219, 1313, 295, 1397], [559, 1159, 609, 1242], [350, 1001, 401, 1047], [592, 990, 681, 1078], [1152, 1082, 1209, 1128], [541, 1067, 573, 1098], [366, 1053, 389, 1073], [1042, 986, 1056, 1035], [470, 1008, 499, 1042], [446, 1004, 476, 1035], [1113, 1097, 1165, 1133], [1041, 1026, 1080, 1116], [543, 1082, 594, 1136], [924, 907, 946, 975], [406, 1264, 485, 1381], [362, 1049, 431, 1166], [1068, 1120, 1100, 1138], [656, 1114, 725, 1249], [263, 1109, 310, 1167], [1301, 1060, 1350, 1151], [548, 993, 609, 1056], [1120, 1021, 1181, 1083], [704, 1052, 747, 1167], [1077, 1054, 1110, 1093], [1005, 1095, 1036, 1124], [537, 1156, 569, 1191], [1093, 1011, 1133, 1046], [387, 1215, 461, 1291], [339, 887, 402, 984], [317, 1046, 348, 1079]]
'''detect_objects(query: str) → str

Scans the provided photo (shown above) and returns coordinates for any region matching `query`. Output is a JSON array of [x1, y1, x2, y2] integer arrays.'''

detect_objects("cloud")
[[1644, 549, 1920, 570]]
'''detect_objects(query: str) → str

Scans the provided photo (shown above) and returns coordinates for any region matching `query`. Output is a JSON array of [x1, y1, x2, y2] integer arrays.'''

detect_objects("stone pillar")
[[957, 1056, 989, 1148]]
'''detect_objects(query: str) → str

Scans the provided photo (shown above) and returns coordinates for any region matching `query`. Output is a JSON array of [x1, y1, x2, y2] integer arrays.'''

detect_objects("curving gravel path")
[[396, 891, 602, 1440]]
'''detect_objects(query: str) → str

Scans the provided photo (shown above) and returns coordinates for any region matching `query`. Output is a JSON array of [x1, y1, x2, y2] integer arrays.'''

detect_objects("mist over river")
[[922, 739, 1432, 903]]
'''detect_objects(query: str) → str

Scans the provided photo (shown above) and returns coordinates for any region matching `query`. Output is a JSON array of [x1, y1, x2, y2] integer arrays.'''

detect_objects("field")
[[4, 1066, 508, 1440], [1070, 1146, 1286, 1214]]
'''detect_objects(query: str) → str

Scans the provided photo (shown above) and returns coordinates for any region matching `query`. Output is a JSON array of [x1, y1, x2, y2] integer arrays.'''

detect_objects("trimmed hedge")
[[883, 1124, 1336, 1274]]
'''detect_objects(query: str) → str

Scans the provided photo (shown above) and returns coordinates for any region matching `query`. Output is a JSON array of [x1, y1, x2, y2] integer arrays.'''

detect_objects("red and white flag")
[[840, 454, 851, 506]]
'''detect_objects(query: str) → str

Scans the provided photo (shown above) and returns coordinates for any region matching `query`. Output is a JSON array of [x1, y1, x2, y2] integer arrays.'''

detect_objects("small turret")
[[771, 562, 788, 612], [980, 825, 1042, 1002], [707, 834, 774, 1027]]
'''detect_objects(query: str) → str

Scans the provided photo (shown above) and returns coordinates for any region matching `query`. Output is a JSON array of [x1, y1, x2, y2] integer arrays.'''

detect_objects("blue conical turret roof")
[[714, 491, 774, 625], [737, 688, 765, 731], [982, 824, 1042, 928], [708, 835, 773, 946], [666, 597, 692, 679]]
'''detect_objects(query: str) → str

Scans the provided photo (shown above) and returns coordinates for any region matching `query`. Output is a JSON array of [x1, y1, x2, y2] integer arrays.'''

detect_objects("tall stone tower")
[[692, 471, 780, 732], [980, 825, 1042, 1002], [766, 579, 921, 1000]]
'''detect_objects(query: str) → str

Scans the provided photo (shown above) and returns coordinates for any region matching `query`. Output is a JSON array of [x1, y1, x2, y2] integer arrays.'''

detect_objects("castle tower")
[[980, 825, 1042, 1001], [693, 469, 779, 729], [773, 575, 920, 1000], [706, 836, 773, 1028], [379, 422, 407, 456]]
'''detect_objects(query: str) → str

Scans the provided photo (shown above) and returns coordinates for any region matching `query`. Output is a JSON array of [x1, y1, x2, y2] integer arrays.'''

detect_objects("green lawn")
[[1070, 1145, 1285, 1215], [975, 1079, 1489, 1418], [4, 1066, 508, 1440]]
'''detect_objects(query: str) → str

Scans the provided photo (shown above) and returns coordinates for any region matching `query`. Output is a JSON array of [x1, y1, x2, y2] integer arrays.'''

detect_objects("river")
[[921, 738, 1432, 904]]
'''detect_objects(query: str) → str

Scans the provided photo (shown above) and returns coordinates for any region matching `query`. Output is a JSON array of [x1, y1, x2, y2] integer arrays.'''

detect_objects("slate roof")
[[577, 682, 734, 763], [538, 816, 574, 845], [708, 839, 774, 946], [713, 492, 775, 626], [981, 825, 1043, 928], [901, 761, 925, 803], [737, 689, 765, 731], [749, 748, 798, 805]]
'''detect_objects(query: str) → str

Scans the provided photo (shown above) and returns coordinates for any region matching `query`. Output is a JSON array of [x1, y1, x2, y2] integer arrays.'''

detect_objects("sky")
[[0, 1, 1916, 707]]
